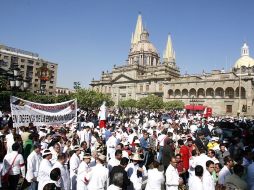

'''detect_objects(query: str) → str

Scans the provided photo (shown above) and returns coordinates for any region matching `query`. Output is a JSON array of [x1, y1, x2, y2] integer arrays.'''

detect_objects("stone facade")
[[90, 14, 254, 117]]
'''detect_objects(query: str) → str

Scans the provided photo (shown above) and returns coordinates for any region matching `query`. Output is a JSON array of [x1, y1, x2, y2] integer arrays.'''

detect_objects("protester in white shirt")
[[70, 145, 82, 190], [50, 142, 61, 165], [37, 149, 53, 190], [165, 156, 182, 190], [126, 153, 147, 190], [202, 160, 215, 190], [188, 165, 204, 190], [26, 143, 42, 190], [5, 128, 16, 153], [218, 156, 234, 186], [2, 142, 26, 190], [108, 150, 122, 172], [52, 153, 70, 190], [145, 160, 164, 190], [194, 149, 212, 170], [77, 153, 91, 190], [106, 132, 118, 160], [87, 154, 109, 190]]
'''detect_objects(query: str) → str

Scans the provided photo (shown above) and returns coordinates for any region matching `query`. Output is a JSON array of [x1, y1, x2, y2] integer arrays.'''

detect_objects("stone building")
[[164, 43, 254, 116], [0, 44, 58, 95], [90, 14, 254, 116], [90, 14, 180, 104]]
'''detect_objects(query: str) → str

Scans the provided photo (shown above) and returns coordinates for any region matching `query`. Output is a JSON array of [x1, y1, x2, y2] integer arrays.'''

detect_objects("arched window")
[[168, 89, 174, 98], [206, 88, 214, 98], [215, 87, 224, 98], [225, 87, 234, 98], [197, 88, 205, 98], [236, 87, 246, 99], [175, 89, 181, 98], [182, 89, 188, 98], [189, 88, 196, 98]]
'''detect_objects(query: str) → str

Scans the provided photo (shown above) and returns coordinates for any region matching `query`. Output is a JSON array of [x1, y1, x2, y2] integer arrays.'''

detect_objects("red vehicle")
[[185, 105, 212, 117]]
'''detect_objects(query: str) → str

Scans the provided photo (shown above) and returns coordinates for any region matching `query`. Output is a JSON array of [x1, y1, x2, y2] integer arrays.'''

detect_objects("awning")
[[185, 105, 205, 111]]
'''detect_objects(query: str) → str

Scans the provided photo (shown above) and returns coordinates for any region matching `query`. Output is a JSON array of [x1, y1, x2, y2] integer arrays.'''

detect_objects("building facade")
[[90, 15, 254, 117], [0, 44, 58, 95], [90, 14, 180, 103], [55, 87, 73, 96]]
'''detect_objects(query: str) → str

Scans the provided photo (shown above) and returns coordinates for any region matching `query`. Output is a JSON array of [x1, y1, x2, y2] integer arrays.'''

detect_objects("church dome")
[[234, 56, 254, 68], [234, 42, 254, 68], [131, 41, 158, 54]]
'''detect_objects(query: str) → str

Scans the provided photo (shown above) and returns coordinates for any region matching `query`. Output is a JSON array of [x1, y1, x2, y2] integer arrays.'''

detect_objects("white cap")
[[42, 149, 52, 156]]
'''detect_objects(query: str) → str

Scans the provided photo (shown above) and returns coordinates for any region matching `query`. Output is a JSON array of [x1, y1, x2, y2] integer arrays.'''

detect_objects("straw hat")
[[83, 153, 91, 159], [73, 145, 83, 151], [131, 153, 143, 161], [42, 149, 52, 156], [98, 154, 106, 162]]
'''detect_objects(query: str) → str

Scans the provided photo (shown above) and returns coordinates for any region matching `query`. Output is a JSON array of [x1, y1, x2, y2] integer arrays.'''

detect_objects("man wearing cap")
[[26, 142, 42, 190], [70, 145, 82, 190], [87, 153, 109, 190], [37, 149, 53, 190], [77, 153, 91, 190], [52, 153, 70, 190], [207, 137, 219, 150]]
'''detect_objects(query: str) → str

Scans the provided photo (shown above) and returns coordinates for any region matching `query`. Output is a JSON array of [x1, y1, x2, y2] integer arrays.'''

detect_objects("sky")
[[1, 0, 254, 89]]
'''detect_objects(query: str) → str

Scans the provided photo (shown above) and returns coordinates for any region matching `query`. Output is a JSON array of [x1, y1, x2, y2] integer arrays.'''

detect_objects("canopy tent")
[[185, 105, 205, 111]]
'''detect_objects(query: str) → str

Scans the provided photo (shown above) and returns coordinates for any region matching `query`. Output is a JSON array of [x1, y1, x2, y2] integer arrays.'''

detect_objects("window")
[[21, 59, 25, 62], [159, 84, 163, 91], [49, 86, 53, 89], [50, 81, 54, 84], [226, 105, 232, 113], [36, 62, 40, 65], [4, 56, 9, 59], [146, 84, 149, 91], [28, 60, 34, 64], [140, 85, 143, 92], [34, 84, 37, 87], [21, 65, 25, 68]]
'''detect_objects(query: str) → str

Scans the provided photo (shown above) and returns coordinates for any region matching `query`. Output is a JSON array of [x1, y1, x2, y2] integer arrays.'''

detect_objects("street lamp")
[[8, 62, 30, 93]]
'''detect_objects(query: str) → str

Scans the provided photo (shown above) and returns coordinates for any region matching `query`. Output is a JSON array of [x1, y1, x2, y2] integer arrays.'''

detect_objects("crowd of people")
[[0, 107, 254, 190]]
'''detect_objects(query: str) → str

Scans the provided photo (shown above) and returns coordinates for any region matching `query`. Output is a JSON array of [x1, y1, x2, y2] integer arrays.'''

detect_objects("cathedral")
[[90, 14, 254, 117]]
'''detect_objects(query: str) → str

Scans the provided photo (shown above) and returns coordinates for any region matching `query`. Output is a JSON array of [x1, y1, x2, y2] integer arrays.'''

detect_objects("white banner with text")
[[10, 96, 77, 128]]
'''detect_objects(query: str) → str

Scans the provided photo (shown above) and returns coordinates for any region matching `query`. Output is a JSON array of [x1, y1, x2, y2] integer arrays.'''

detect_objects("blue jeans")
[[28, 181, 38, 190], [157, 146, 163, 163]]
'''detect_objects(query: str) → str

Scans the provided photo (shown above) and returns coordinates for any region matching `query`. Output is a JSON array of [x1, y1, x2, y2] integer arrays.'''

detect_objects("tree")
[[137, 94, 164, 110], [72, 89, 114, 109], [164, 100, 184, 110]]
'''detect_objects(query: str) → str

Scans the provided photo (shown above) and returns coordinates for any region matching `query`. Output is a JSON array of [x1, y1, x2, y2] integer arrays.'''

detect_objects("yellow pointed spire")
[[132, 14, 143, 44], [163, 34, 175, 60]]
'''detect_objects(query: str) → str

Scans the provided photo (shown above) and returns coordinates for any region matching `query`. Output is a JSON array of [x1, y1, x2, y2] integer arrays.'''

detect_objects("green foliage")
[[72, 89, 114, 109], [137, 94, 164, 110], [0, 89, 114, 111], [164, 100, 184, 110], [119, 99, 137, 109], [0, 76, 8, 91]]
